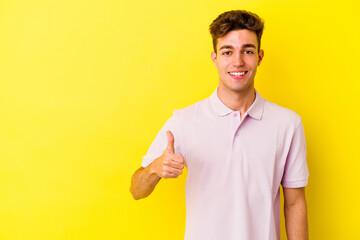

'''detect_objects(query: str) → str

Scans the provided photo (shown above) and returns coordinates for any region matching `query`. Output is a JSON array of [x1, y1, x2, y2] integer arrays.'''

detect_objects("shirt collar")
[[209, 87, 264, 120]]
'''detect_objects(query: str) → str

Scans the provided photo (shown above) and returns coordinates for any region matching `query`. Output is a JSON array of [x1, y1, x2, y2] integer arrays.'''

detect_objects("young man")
[[130, 10, 309, 240]]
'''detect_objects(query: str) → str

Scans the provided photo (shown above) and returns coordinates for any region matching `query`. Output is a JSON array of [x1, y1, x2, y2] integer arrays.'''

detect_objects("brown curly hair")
[[209, 10, 264, 53]]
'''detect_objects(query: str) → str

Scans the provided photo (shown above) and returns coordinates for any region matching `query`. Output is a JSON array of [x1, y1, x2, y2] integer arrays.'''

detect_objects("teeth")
[[229, 72, 246, 76]]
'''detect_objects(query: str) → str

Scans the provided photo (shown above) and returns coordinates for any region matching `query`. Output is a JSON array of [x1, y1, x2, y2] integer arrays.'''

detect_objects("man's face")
[[211, 29, 264, 94]]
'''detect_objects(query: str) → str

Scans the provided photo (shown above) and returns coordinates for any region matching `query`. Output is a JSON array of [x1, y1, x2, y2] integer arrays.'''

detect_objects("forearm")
[[284, 197, 308, 240], [130, 165, 161, 200], [130, 132, 184, 200]]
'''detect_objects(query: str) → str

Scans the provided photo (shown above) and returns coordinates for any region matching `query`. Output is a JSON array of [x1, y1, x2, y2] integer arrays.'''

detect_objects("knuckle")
[[165, 153, 173, 161]]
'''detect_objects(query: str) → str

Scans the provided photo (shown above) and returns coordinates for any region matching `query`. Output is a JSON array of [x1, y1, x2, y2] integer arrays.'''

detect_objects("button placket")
[[231, 111, 241, 138], [230, 111, 242, 156]]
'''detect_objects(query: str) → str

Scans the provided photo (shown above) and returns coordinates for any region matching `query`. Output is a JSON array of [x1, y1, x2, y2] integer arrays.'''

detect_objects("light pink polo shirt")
[[142, 88, 309, 240]]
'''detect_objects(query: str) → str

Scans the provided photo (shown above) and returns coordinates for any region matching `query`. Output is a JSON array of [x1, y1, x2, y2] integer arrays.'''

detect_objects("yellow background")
[[0, 0, 359, 239]]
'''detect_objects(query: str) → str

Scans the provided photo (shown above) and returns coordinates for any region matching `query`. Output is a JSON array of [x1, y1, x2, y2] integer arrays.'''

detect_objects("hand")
[[150, 130, 185, 179]]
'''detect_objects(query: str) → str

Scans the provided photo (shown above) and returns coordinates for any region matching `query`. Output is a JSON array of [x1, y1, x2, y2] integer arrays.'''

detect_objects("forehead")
[[216, 29, 258, 50]]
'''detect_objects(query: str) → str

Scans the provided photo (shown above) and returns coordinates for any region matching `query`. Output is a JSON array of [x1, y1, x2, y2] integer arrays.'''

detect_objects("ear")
[[211, 51, 217, 67], [257, 49, 264, 66]]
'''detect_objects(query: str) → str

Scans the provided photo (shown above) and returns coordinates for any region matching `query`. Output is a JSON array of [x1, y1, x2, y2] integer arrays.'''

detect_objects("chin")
[[219, 80, 254, 93], [229, 84, 253, 92]]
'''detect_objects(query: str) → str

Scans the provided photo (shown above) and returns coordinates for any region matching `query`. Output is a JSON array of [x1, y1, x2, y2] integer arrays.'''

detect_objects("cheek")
[[245, 59, 257, 68], [217, 59, 229, 70], [215, 62, 222, 71], [219, 65, 228, 73]]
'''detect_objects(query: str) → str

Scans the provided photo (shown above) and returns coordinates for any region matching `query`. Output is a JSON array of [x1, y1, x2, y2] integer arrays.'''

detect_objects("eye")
[[244, 50, 254, 54], [222, 51, 232, 56]]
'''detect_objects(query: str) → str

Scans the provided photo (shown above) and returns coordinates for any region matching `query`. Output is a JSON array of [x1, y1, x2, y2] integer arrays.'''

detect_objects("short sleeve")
[[141, 115, 182, 168], [281, 120, 309, 188]]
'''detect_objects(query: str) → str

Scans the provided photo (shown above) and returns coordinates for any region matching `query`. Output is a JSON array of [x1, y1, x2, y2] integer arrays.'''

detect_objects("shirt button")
[[233, 113, 237, 117]]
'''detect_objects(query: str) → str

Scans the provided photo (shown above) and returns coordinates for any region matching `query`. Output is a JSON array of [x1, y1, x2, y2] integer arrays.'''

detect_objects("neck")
[[217, 86, 256, 119]]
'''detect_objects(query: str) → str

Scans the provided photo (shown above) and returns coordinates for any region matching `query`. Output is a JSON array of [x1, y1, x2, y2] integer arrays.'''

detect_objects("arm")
[[130, 166, 161, 200], [283, 187, 309, 240], [130, 131, 185, 200]]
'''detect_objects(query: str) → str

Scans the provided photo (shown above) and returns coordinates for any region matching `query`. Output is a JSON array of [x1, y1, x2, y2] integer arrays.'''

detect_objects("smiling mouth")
[[229, 71, 248, 77]]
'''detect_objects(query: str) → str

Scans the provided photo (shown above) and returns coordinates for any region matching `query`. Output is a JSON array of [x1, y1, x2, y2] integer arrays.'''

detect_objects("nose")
[[232, 52, 245, 67]]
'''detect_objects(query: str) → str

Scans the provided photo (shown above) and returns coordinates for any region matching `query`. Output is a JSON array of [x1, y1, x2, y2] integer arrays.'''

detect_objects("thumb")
[[165, 130, 175, 153]]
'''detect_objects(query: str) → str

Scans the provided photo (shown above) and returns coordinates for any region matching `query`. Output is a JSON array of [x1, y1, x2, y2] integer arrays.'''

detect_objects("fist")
[[151, 130, 185, 179]]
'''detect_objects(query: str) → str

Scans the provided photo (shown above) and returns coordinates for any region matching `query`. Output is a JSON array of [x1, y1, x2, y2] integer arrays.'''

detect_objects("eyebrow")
[[218, 44, 257, 51], [219, 45, 234, 51], [242, 44, 256, 49]]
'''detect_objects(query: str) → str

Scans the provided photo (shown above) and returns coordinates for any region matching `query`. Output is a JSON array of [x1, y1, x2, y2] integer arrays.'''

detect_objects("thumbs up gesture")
[[150, 130, 185, 179], [165, 130, 176, 153]]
